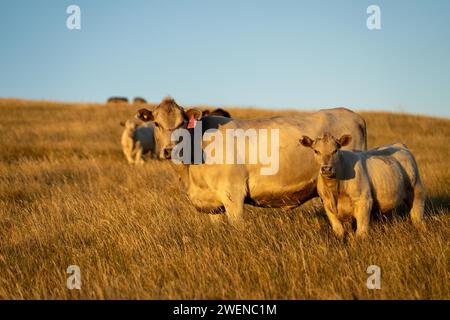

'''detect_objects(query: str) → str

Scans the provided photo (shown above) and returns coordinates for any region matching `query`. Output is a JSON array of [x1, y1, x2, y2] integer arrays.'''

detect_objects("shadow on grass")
[[425, 195, 450, 213], [369, 195, 449, 225]]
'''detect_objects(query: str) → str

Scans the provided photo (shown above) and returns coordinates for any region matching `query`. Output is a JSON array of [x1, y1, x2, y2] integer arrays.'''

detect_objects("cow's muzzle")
[[320, 166, 335, 178]]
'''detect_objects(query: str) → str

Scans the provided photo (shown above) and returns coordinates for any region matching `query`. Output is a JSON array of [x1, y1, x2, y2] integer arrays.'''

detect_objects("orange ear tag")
[[187, 114, 196, 129]]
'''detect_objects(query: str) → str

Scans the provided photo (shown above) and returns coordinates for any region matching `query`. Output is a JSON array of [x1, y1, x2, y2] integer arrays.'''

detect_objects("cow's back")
[[313, 108, 367, 151], [212, 108, 367, 208], [366, 143, 419, 190]]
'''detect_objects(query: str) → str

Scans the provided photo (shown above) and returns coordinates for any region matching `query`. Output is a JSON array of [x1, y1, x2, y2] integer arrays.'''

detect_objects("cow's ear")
[[137, 108, 153, 122], [185, 108, 202, 121], [337, 134, 352, 148], [299, 136, 314, 148], [119, 121, 125, 127]]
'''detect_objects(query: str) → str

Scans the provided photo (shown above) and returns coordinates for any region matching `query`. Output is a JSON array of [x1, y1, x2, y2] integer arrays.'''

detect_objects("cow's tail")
[[407, 151, 426, 229], [410, 175, 426, 229], [359, 116, 368, 151]]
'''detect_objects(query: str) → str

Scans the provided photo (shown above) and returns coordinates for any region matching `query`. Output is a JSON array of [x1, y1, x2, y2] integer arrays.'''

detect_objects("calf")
[[299, 133, 425, 238], [120, 119, 156, 164]]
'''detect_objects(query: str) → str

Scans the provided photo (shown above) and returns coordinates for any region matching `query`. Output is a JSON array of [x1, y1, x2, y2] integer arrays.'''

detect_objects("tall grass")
[[0, 98, 448, 299]]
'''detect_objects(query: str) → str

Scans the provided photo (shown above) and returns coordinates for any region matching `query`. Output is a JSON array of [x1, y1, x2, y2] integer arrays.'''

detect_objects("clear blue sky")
[[0, 0, 449, 117]]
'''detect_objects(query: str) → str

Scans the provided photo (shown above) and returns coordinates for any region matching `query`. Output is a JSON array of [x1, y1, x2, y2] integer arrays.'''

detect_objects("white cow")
[[120, 119, 156, 164], [300, 133, 426, 238], [136, 97, 368, 225]]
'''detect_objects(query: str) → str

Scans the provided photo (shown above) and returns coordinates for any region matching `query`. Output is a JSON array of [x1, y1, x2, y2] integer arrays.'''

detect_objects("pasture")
[[0, 99, 448, 299]]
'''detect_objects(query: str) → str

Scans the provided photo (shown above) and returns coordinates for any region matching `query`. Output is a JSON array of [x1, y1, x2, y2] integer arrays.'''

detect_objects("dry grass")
[[0, 98, 448, 299]]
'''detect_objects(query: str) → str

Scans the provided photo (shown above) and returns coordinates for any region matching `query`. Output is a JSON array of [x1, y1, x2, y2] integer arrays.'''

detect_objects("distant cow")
[[108, 97, 129, 104], [120, 119, 156, 164], [136, 97, 367, 225], [202, 108, 231, 118], [133, 97, 147, 105], [299, 133, 425, 238]]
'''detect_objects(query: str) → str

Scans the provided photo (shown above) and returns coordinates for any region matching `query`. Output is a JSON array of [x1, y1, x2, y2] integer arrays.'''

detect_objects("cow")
[[133, 97, 147, 105], [202, 108, 231, 118], [299, 133, 425, 238], [136, 97, 367, 225], [107, 96, 129, 104], [120, 119, 156, 164]]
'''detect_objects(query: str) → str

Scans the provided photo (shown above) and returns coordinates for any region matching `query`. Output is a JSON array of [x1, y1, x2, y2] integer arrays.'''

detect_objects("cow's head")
[[299, 133, 352, 178], [136, 97, 202, 159]]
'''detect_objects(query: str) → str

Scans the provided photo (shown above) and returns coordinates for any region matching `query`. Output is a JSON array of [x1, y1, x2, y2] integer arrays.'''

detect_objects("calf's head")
[[120, 120, 139, 134], [136, 97, 202, 159], [299, 133, 352, 178]]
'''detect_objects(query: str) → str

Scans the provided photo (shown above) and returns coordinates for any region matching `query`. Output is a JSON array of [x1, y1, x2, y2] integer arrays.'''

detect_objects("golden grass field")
[[0, 98, 448, 299]]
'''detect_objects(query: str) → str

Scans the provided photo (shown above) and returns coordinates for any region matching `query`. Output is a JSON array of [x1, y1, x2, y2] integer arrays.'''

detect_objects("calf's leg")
[[323, 206, 345, 240], [132, 141, 144, 165], [123, 146, 134, 164], [353, 198, 372, 238]]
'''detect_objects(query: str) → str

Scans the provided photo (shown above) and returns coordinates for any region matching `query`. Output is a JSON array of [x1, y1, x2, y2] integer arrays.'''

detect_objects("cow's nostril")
[[321, 166, 332, 173]]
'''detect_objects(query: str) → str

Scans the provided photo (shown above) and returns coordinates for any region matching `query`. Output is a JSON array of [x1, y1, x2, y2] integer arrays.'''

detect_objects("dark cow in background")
[[133, 97, 147, 105], [107, 96, 129, 104], [202, 108, 231, 118]]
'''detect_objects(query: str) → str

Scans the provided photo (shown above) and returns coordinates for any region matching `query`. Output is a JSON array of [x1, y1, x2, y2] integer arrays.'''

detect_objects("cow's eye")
[[153, 122, 160, 128], [314, 150, 320, 155]]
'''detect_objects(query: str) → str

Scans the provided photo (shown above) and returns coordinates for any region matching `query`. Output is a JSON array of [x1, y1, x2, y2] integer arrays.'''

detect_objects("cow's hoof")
[[209, 214, 226, 225]]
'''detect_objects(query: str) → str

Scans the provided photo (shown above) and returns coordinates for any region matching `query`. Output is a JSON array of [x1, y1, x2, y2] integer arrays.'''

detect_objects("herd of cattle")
[[119, 97, 425, 238], [108, 96, 147, 105]]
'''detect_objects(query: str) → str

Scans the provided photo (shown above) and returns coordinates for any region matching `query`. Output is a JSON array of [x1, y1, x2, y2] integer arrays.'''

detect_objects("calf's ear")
[[337, 134, 352, 148], [137, 108, 153, 122], [299, 136, 314, 148], [185, 108, 203, 120]]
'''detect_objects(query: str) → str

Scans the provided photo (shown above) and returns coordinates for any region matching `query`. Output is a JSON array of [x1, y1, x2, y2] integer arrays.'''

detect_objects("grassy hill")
[[0, 98, 448, 299]]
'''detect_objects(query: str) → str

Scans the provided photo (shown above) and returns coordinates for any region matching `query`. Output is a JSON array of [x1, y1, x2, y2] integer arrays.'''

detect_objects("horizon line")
[[0, 96, 448, 120]]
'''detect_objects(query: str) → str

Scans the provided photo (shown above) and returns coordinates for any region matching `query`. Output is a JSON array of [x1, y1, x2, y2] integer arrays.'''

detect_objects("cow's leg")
[[216, 166, 248, 226], [320, 190, 345, 239], [132, 142, 144, 165], [323, 207, 345, 240], [221, 188, 246, 226], [125, 153, 134, 164], [123, 146, 134, 164], [353, 198, 372, 238], [223, 196, 245, 226], [135, 147, 144, 165], [209, 214, 226, 225], [122, 138, 135, 164]]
